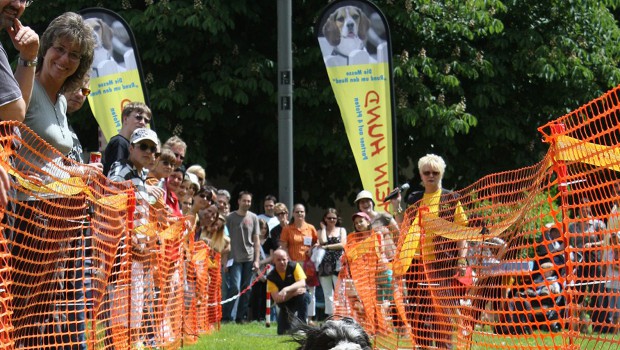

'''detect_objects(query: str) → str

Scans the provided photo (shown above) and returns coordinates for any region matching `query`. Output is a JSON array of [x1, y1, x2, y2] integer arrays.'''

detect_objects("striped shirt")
[[108, 159, 149, 228]]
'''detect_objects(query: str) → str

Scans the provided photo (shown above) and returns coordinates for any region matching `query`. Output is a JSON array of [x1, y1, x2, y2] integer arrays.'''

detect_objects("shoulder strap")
[[406, 190, 424, 206]]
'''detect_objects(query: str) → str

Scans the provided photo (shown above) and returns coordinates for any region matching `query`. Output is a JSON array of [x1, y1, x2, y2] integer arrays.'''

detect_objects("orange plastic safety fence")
[[335, 85, 620, 349], [193, 240, 221, 334], [0, 122, 221, 350]]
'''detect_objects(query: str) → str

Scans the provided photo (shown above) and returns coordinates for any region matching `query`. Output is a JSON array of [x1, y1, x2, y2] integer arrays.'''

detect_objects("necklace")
[[37, 80, 66, 139]]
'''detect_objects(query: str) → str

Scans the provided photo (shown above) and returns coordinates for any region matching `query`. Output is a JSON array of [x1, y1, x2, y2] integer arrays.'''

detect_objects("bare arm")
[[8, 19, 38, 116], [259, 253, 272, 266], [253, 232, 261, 270], [319, 227, 328, 245], [0, 166, 9, 207], [0, 97, 26, 121], [390, 195, 404, 225], [324, 227, 347, 250]]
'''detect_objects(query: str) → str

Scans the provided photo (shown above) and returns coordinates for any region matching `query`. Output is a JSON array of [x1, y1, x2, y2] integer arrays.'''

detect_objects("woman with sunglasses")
[[317, 208, 346, 317], [397, 154, 468, 349], [144, 148, 176, 213], [269, 202, 289, 246]]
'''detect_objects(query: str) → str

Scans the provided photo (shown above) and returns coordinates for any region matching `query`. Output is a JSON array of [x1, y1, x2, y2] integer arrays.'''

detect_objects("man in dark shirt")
[[103, 101, 151, 174], [267, 248, 308, 335]]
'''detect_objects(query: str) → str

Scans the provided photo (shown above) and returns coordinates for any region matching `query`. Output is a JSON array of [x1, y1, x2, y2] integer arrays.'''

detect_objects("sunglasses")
[[326, 217, 337, 221], [133, 114, 151, 124], [199, 191, 214, 204], [80, 87, 91, 96], [137, 143, 157, 153], [295, 211, 305, 214], [275, 212, 288, 216], [174, 152, 185, 161], [161, 160, 174, 167], [422, 171, 440, 176]]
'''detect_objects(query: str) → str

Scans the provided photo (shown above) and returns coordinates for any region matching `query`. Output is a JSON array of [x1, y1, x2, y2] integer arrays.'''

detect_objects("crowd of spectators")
[[5, 3, 620, 346]]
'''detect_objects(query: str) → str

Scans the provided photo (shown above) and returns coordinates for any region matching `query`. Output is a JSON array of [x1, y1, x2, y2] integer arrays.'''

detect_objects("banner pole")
[[278, 0, 294, 209]]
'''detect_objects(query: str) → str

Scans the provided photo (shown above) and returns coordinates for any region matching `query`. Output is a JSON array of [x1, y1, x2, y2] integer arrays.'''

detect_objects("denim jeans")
[[222, 261, 254, 321]]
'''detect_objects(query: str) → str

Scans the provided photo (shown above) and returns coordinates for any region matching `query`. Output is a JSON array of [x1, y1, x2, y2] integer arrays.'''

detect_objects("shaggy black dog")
[[290, 317, 371, 350]]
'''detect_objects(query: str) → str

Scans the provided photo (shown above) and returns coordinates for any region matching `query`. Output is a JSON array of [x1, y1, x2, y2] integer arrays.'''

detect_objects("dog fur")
[[322, 6, 370, 56], [290, 317, 371, 350]]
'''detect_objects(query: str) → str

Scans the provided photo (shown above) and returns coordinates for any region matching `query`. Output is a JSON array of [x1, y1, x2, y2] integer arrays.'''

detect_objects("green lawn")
[[183, 322, 297, 350], [182, 322, 620, 350]]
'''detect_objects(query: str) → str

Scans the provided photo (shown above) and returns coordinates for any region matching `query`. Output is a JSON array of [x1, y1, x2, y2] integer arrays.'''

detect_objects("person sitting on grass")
[[267, 248, 309, 335]]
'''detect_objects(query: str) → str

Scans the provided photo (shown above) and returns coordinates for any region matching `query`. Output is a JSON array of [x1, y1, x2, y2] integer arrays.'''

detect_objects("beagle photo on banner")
[[317, 2, 388, 67]]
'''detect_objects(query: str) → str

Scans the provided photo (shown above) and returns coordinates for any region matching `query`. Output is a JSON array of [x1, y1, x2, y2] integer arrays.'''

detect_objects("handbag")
[[311, 246, 326, 271]]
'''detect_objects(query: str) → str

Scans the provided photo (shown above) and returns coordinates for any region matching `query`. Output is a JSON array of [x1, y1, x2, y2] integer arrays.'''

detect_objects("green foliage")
[[4, 0, 620, 207]]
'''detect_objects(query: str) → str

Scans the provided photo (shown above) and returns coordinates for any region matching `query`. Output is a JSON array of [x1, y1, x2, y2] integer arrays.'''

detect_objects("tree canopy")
[[5, 0, 620, 207]]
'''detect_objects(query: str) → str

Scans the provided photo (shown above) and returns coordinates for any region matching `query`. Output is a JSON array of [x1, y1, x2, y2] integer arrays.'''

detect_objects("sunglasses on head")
[[137, 143, 157, 153]]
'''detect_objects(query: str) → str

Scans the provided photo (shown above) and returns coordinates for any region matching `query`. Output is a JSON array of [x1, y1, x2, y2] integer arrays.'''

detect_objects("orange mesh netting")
[[334, 85, 620, 349], [0, 122, 221, 350]]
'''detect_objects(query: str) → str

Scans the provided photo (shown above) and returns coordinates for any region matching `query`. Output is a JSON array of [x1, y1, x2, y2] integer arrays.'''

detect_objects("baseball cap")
[[352, 211, 371, 222], [130, 128, 159, 145]]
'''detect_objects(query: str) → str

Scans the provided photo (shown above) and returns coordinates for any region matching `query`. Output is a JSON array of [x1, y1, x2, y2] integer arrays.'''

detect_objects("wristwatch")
[[17, 57, 38, 67]]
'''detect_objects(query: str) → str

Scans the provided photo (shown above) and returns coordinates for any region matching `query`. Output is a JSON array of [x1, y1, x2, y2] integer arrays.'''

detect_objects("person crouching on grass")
[[267, 248, 309, 335]]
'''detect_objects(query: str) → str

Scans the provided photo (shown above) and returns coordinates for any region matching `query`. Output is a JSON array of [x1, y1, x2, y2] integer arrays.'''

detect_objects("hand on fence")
[[0, 166, 9, 206]]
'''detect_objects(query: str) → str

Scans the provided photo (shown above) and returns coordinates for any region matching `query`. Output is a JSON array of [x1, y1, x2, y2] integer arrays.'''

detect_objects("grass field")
[[182, 321, 620, 350], [183, 321, 297, 350]]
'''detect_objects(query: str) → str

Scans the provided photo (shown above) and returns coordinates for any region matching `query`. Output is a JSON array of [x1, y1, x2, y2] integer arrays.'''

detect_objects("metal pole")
[[277, 0, 294, 210]]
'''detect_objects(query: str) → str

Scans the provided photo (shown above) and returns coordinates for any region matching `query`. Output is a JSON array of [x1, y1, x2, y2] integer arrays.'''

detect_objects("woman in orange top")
[[280, 203, 318, 323]]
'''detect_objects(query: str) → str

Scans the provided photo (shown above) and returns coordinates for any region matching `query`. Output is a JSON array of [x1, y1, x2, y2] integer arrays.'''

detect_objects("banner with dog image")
[[316, 0, 396, 211], [80, 8, 150, 142]]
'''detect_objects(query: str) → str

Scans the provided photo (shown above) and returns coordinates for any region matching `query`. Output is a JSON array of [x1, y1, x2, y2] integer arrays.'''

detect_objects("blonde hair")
[[274, 202, 288, 214], [187, 164, 206, 184], [418, 154, 446, 187], [163, 136, 187, 152], [202, 216, 228, 253]]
